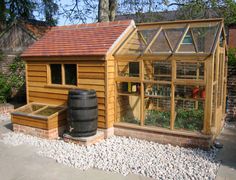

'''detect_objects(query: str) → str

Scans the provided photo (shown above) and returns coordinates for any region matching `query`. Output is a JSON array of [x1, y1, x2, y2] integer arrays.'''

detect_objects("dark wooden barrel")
[[68, 89, 98, 137]]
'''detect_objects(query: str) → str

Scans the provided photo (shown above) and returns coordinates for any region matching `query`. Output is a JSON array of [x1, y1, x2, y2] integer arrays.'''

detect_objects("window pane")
[[144, 83, 171, 128], [175, 85, 205, 131], [50, 64, 62, 84], [176, 61, 204, 80], [129, 62, 139, 77], [65, 64, 77, 85], [117, 61, 140, 77], [182, 34, 193, 44], [144, 60, 171, 81], [117, 95, 141, 125]]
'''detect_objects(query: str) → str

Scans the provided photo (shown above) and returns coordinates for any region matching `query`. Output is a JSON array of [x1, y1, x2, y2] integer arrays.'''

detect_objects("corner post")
[[204, 55, 214, 135], [170, 58, 176, 130]]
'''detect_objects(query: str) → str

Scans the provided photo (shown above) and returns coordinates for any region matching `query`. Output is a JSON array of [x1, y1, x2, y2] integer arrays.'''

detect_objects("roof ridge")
[[51, 20, 132, 31]]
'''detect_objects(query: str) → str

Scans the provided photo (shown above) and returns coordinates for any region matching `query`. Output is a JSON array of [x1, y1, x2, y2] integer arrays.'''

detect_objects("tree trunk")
[[109, 0, 117, 21], [98, 0, 109, 22], [0, 0, 6, 31]]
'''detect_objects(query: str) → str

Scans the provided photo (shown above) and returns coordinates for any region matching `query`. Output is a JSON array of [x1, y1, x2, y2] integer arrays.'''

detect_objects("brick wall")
[[13, 124, 66, 139], [228, 25, 236, 48], [227, 65, 236, 121], [0, 54, 17, 75], [114, 126, 212, 149]]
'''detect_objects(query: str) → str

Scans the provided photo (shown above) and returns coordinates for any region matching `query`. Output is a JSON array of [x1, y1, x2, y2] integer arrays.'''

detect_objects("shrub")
[[145, 110, 170, 128], [0, 56, 25, 103], [228, 48, 236, 66], [175, 108, 204, 131], [0, 73, 11, 103]]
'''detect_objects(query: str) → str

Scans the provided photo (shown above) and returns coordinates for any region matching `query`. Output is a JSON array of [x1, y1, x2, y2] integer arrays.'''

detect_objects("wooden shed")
[[18, 19, 227, 147]]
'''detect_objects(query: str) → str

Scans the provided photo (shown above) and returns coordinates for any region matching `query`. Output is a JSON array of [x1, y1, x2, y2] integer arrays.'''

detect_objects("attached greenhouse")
[[114, 18, 227, 147]]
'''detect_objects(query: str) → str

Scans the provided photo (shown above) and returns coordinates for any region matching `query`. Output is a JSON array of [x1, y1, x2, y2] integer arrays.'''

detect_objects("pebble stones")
[[0, 113, 11, 122], [1, 132, 220, 179]]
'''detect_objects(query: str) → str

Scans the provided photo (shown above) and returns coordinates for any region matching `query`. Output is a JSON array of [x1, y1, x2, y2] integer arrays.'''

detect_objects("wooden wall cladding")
[[27, 60, 106, 128]]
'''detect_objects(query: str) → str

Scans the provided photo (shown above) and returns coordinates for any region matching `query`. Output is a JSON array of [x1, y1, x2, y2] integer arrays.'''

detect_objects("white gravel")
[[0, 113, 11, 122], [0, 132, 220, 179]]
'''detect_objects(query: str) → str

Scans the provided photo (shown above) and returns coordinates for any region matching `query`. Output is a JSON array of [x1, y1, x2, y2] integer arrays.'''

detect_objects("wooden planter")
[[11, 103, 67, 130]]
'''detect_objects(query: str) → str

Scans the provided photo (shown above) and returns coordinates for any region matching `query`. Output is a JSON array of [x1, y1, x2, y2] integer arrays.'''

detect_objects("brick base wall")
[[13, 124, 66, 139], [98, 127, 114, 138], [114, 125, 212, 150], [0, 103, 14, 114]]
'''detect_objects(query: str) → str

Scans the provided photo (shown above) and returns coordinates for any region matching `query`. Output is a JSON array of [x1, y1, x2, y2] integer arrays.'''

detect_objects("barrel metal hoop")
[[69, 117, 97, 122], [70, 106, 97, 110], [71, 129, 97, 134], [69, 96, 96, 100]]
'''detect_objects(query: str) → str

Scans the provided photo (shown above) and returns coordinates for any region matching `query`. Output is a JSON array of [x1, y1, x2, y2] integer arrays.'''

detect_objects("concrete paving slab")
[[216, 125, 236, 180], [0, 120, 152, 180]]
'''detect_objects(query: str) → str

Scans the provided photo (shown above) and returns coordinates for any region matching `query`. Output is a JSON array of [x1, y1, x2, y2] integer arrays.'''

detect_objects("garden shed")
[[17, 18, 227, 147]]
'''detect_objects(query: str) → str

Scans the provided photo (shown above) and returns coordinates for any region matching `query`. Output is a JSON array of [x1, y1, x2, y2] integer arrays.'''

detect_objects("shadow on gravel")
[[4, 123, 13, 131]]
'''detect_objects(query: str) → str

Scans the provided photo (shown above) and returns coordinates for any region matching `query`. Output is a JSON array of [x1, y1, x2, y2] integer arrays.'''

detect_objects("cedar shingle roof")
[[21, 20, 133, 57]]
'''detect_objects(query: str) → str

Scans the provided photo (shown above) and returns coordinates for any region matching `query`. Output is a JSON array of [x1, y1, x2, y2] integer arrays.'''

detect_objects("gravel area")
[[0, 113, 11, 122], [224, 120, 236, 129], [1, 132, 220, 179]]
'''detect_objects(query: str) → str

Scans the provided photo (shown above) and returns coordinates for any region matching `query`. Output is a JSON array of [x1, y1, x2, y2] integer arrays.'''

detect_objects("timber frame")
[[113, 18, 227, 136], [20, 18, 227, 144]]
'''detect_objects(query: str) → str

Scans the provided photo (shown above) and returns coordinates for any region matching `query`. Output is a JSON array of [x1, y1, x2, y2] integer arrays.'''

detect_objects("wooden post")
[[105, 58, 108, 128], [195, 62, 200, 109], [114, 58, 118, 123], [222, 54, 227, 115], [140, 59, 144, 126], [203, 56, 214, 135], [61, 64, 65, 85], [170, 58, 176, 130], [25, 63, 29, 104], [213, 46, 219, 128]]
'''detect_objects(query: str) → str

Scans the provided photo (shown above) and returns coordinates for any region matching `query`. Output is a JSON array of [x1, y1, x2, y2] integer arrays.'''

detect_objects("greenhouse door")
[[215, 48, 225, 131]]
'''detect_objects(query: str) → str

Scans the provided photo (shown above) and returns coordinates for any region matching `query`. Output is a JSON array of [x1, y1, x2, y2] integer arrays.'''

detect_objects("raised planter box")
[[11, 103, 67, 139]]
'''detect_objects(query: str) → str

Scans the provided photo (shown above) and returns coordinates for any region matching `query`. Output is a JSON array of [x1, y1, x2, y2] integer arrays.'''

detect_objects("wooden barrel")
[[68, 89, 98, 137]]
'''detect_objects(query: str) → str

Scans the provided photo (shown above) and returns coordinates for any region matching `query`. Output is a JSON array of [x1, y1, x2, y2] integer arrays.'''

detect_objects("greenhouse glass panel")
[[150, 30, 172, 53], [118, 32, 146, 55], [176, 61, 204, 80], [174, 85, 205, 131], [191, 22, 219, 52], [144, 60, 171, 81], [117, 95, 141, 125], [117, 61, 140, 78]]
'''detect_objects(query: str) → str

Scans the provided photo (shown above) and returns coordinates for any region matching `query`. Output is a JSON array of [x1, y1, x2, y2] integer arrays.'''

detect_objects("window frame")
[[48, 63, 78, 87], [182, 34, 193, 45]]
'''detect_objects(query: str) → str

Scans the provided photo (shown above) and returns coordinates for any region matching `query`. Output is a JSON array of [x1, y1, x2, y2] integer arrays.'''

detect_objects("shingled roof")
[[21, 20, 134, 57]]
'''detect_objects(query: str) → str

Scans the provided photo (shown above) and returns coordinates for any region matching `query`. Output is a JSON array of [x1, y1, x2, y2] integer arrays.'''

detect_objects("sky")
[[54, 0, 177, 26]]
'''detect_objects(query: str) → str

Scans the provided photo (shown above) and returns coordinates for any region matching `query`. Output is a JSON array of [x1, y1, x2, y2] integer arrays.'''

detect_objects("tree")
[[8, 0, 36, 21], [0, 0, 59, 30], [0, 0, 6, 31], [42, 0, 58, 26], [98, 0, 117, 22], [168, 0, 236, 25], [0, 0, 36, 31]]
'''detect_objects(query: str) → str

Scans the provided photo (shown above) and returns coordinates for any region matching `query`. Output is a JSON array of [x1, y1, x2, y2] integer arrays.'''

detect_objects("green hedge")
[[0, 56, 25, 103], [228, 48, 236, 66]]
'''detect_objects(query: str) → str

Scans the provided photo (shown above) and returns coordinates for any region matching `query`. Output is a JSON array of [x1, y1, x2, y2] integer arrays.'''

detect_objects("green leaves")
[[0, 73, 11, 103], [170, 0, 236, 26], [0, 56, 25, 103], [228, 48, 236, 66], [175, 108, 204, 131], [145, 110, 170, 128], [144, 108, 204, 131]]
